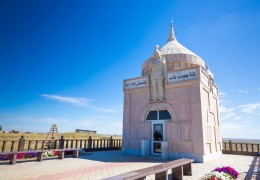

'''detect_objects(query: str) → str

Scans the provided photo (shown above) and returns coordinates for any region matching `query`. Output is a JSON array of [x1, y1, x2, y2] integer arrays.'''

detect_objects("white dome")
[[160, 39, 198, 56], [142, 22, 205, 76]]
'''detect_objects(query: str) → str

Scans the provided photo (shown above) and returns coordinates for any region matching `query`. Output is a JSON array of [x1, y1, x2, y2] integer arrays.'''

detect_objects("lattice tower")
[[45, 124, 60, 140]]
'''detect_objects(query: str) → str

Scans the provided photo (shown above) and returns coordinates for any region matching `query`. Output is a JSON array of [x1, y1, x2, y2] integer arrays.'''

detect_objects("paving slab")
[[0, 151, 259, 180]]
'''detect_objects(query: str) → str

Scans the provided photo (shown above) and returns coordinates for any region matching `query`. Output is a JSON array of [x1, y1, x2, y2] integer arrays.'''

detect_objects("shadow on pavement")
[[244, 156, 260, 180], [78, 150, 165, 164]]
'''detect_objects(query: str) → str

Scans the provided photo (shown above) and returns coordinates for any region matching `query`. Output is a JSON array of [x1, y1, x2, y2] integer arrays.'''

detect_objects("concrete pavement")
[[0, 151, 259, 180]]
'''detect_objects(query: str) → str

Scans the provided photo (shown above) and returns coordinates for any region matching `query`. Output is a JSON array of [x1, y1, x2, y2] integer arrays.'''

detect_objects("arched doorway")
[[140, 103, 176, 156], [145, 110, 172, 155]]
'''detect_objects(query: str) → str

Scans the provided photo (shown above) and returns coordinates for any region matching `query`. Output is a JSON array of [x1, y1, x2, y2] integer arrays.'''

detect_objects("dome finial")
[[167, 19, 176, 42]]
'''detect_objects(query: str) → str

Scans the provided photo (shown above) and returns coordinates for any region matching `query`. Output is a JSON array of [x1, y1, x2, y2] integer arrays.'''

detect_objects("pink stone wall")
[[165, 87, 192, 121], [123, 67, 222, 160], [199, 67, 222, 155], [129, 92, 149, 122]]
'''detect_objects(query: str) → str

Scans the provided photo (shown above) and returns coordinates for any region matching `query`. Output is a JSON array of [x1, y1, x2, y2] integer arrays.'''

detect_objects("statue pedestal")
[[149, 100, 166, 104]]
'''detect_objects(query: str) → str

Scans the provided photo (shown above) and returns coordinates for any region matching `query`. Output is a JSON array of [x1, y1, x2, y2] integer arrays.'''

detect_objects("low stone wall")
[[222, 140, 260, 156]]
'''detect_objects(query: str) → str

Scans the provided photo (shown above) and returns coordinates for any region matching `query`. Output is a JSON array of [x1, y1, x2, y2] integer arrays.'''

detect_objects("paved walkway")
[[0, 151, 259, 180]]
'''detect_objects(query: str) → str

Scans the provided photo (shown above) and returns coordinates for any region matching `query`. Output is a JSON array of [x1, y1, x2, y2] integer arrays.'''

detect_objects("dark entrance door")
[[152, 123, 163, 155]]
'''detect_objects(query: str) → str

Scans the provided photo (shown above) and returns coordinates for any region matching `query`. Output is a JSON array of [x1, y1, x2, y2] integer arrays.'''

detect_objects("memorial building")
[[122, 22, 222, 162]]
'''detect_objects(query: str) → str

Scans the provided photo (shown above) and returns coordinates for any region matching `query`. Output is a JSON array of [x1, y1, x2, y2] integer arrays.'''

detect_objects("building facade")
[[122, 22, 222, 163]]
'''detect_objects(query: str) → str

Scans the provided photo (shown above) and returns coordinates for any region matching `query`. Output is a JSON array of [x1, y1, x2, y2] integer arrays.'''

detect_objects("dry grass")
[[0, 132, 122, 152], [0, 132, 122, 141]]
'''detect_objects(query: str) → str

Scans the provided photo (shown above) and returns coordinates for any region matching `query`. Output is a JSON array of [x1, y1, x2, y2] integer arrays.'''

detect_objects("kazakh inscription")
[[168, 69, 197, 83], [125, 78, 147, 89]]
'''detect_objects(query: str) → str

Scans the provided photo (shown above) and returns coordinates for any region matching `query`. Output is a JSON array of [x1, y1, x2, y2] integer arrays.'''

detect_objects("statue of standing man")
[[149, 45, 167, 101]]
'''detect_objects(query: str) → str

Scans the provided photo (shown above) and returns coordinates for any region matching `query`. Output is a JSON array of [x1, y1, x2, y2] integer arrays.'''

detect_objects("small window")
[[146, 110, 171, 120], [159, 110, 171, 120], [146, 111, 158, 120]]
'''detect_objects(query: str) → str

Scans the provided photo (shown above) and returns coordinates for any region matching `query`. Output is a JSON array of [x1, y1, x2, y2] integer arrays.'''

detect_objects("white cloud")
[[219, 91, 231, 109], [237, 90, 249, 94], [41, 94, 91, 106], [221, 113, 236, 120], [218, 91, 231, 106], [71, 116, 123, 135], [40, 94, 122, 113], [219, 99, 230, 103], [223, 88, 259, 94], [210, 89, 260, 138], [219, 91, 227, 97], [74, 119, 96, 127], [233, 116, 242, 120], [239, 103, 260, 113], [0, 115, 69, 133], [219, 103, 237, 121], [0, 113, 123, 134], [222, 122, 248, 129], [221, 121, 260, 139], [219, 106, 234, 114], [91, 106, 123, 113], [39, 117, 68, 124]]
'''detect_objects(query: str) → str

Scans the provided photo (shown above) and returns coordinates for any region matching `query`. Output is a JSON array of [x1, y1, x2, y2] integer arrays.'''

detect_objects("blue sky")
[[0, 0, 260, 138]]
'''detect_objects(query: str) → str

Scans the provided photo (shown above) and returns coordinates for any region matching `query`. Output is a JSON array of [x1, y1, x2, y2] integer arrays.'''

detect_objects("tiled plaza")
[[0, 151, 259, 180]]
